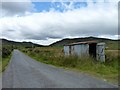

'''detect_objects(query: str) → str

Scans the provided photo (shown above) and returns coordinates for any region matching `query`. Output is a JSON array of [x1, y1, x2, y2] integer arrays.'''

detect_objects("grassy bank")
[[0, 46, 2, 72], [2, 54, 12, 72], [21, 47, 119, 85], [0, 56, 2, 72], [1, 46, 13, 72]]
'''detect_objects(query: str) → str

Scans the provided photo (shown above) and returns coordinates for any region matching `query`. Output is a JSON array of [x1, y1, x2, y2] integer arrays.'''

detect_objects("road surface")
[[2, 50, 117, 88]]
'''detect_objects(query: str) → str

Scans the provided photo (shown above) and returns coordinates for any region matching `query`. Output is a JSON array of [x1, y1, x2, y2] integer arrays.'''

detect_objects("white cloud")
[[0, 1, 118, 45]]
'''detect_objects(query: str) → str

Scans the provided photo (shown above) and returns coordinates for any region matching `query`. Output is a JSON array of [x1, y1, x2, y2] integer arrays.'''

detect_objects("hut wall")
[[73, 44, 89, 56], [96, 43, 105, 62], [64, 46, 69, 55]]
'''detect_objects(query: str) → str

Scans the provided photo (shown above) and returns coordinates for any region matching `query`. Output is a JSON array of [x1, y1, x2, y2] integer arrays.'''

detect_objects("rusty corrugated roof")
[[64, 40, 98, 46]]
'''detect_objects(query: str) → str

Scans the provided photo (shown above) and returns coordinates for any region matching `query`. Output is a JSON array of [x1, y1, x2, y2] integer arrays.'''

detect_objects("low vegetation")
[[1, 46, 13, 72], [0, 46, 2, 72], [2, 54, 12, 72], [21, 47, 119, 84]]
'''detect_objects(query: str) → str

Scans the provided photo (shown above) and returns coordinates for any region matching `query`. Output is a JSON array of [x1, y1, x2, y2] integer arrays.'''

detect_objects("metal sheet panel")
[[71, 45, 75, 55], [64, 46, 69, 56], [96, 43, 105, 62], [81, 44, 89, 56], [74, 45, 81, 56], [74, 44, 89, 56]]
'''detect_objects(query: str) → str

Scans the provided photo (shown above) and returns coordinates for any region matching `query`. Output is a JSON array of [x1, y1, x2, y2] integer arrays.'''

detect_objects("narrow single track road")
[[2, 50, 118, 88]]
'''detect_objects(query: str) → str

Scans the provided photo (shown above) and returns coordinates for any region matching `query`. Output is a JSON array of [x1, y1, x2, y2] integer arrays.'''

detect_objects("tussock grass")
[[2, 55, 11, 72], [21, 47, 119, 84], [1, 46, 13, 72], [0, 56, 2, 72]]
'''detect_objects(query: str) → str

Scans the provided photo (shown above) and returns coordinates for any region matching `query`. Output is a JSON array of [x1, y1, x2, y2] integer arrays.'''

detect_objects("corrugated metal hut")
[[64, 41, 105, 62]]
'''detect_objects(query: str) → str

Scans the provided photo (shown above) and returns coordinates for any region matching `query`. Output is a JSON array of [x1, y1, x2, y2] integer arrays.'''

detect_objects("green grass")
[[1, 46, 13, 72], [2, 54, 12, 72], [21, 47, 119, 85], [105, 41, 119, 50], [0, 46, 1, 73], [0, 56, 2, 73]]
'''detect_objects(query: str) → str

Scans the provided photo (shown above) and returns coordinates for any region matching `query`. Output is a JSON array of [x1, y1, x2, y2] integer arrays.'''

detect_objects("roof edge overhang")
[[64, 40, 99, 46]]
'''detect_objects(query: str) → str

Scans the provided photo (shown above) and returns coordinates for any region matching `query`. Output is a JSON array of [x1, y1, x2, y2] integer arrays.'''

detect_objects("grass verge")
[[0, 56, 2, 73], [1, 54, 12, 72]]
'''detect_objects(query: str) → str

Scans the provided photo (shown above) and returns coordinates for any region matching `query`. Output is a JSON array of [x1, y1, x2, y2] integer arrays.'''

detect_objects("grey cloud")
[[21, 30, 64, 40], [1, 2, 34, 16], [6, 29, 15, 32]]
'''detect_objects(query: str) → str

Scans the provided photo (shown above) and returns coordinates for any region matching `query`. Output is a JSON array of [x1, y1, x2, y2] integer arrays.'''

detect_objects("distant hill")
[[1, 39, 44, 48], [50, 37, 119, 50], [1, 37, 119, 50]]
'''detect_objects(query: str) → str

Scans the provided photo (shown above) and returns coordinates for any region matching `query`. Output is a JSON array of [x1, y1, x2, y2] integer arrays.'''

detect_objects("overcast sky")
[[0, 0, 119, 45]]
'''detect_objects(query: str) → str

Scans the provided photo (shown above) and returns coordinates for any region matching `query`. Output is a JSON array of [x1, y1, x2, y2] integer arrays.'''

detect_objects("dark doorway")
[[69, 46, 72, 55], [89, 43, 96, 58]]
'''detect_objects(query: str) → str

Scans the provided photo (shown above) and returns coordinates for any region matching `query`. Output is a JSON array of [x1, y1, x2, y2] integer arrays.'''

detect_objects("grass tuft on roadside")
[[2, 54, 12, 72], [1, 46, 13, 72]]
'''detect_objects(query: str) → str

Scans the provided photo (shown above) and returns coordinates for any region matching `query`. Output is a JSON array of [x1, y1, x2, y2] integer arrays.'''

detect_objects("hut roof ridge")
[[64, 40, 98, 46]]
